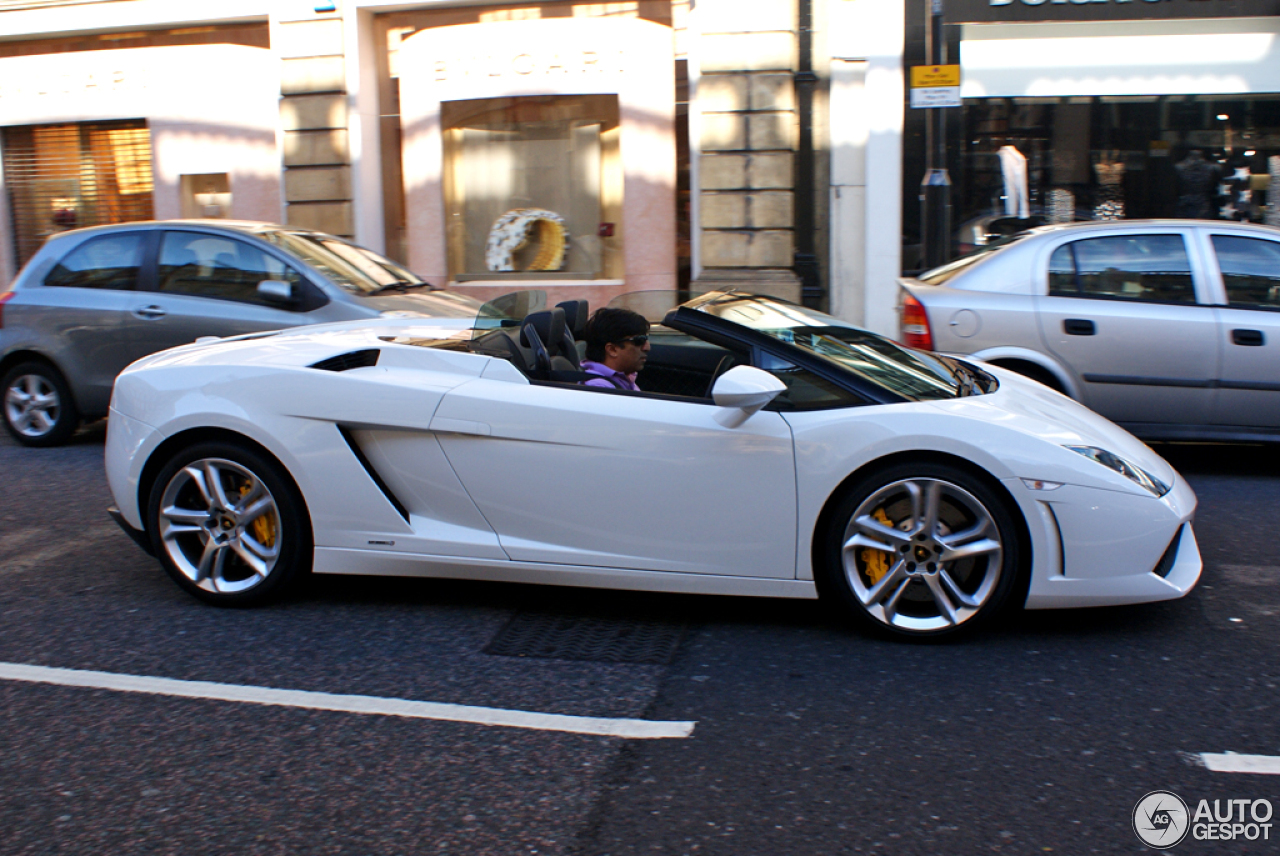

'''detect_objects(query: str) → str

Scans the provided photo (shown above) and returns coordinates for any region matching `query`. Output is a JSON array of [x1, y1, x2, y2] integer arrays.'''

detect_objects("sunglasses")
[[615, 334, 649, 347]]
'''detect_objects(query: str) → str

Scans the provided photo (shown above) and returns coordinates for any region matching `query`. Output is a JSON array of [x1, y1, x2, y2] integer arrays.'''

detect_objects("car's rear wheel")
[[818, 461, 1023, 640], [147, 441, 311, 606], [2, 361, 79, 446]]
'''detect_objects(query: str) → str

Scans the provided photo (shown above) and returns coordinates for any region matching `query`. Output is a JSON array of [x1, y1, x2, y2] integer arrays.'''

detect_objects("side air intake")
[[310, 349, 380, 372]]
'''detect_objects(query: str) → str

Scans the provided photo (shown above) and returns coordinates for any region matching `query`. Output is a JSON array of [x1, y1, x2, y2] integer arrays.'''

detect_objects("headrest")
[[556, 299, 589, 338], [520, 307, 566, 349]]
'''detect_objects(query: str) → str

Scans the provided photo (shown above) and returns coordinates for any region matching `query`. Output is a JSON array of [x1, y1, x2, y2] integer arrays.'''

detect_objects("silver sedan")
[[898, 219, 1280, 443]]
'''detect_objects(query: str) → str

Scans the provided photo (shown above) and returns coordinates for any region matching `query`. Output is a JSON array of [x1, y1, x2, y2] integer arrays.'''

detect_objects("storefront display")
[[441, 94, 621, 281], [396, 15, 676, 306], [906, 3, 1280, 263]]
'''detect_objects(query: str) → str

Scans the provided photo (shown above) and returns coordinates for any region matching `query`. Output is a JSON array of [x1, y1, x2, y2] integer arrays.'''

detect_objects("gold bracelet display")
[[484, 208, 568, 272]]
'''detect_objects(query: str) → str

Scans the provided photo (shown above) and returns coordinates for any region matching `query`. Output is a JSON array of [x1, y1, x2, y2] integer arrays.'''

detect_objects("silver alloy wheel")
[[840, 477, 1004, 633], [157, 457, 282, 594], [4, 372, 61, 438]]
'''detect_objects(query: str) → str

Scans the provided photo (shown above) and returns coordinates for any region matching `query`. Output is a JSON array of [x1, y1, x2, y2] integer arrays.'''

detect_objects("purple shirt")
[[581, 359, 640, 391]]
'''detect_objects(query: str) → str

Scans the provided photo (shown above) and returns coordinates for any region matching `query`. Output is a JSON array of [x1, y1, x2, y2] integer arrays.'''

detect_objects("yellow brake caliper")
[[860, 508, 894, 584], [239, 482, 278, 548]]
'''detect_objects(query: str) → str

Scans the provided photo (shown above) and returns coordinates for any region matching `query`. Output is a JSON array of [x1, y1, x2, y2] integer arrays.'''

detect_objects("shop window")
[[1212, 235, 1280, 309], [1049, 235, 1195, 304], [180, 173, 231, 219], [441, 95, 622, 282], [1, 120, 154, 270]]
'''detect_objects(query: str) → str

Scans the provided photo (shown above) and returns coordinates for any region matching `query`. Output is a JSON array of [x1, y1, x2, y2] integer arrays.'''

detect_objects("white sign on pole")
[[911, 87, 961, 108]]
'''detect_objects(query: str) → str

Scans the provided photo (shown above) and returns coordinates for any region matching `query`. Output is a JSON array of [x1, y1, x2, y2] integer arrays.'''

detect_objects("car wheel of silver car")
[[147, 442, 312, 606], [1, 361, 79, 447], [819, 461, 1024, 640]]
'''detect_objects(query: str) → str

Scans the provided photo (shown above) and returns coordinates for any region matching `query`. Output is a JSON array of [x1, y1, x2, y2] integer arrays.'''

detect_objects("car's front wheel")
[[1, 361, 79, 446], [818, 462, 1024, 640], [147, 441, 312, 606]]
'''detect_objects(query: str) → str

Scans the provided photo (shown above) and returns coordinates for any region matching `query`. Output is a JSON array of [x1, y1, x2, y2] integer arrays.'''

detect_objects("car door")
[[428, 376, 798, 578], [28, 230, 152, 413], [1206, 232, 1280, 430], [1035, 230, 1219, 427], [129, 230, 323, 353]]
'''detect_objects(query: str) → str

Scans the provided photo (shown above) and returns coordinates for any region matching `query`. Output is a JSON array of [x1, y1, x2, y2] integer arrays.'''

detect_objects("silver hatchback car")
[[0, 220, 481, 445], [899, 219, 1280, 443]]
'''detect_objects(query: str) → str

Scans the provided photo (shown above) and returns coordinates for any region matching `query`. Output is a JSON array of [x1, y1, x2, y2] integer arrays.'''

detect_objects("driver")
[[581, 307, 651, 391]]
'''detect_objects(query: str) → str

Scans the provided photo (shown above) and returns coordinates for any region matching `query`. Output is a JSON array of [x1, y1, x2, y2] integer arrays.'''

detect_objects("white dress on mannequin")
[[998, 145, 1029, 218]]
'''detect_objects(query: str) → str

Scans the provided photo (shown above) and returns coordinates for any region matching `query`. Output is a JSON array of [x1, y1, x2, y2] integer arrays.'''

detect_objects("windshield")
[[468, 290, 549, 339], [682, 292, 974, 401], [259, 230, 431, 294]]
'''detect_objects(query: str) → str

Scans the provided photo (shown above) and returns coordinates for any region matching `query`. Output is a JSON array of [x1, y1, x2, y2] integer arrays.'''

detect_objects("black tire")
[[146, 441, 312, 606], [816, 461, 1024, 640], [1, 361, 79, 447], [998, 361, 1066, 395]]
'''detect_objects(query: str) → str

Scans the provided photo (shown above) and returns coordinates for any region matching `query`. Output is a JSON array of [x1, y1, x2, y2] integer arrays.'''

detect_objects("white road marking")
[[1200, 753, 1280, 775], [0, 662, 695, 740]]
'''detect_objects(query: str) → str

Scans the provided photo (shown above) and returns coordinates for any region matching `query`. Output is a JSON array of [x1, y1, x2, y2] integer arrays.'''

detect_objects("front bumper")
[[1022, 472, 1200, 609]]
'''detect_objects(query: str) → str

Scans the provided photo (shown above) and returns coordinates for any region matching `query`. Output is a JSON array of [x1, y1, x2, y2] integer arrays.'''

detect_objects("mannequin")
[[1175, 149, 1217, 219], [1093, 152, 1125, 220], [997, 145, 1029, 218], [1219, 153, 1255, 221]]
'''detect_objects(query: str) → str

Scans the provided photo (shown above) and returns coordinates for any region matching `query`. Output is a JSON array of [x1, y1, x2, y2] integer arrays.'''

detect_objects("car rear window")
[[915, 233, 1026, 285], [44, 233, 144, 290]]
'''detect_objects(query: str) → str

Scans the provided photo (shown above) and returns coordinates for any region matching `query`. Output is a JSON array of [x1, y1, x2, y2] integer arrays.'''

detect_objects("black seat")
[[556, 299, 589, 365], [471, 306, 589, 381], [557, 299, 589, 339], [520, 307, 584, 379], [519, 308, 581, 371]]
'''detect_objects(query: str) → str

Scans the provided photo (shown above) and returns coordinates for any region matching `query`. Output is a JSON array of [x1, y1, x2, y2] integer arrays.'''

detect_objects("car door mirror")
[[711, 366, 786, 426], [257, 279, 296, 304]]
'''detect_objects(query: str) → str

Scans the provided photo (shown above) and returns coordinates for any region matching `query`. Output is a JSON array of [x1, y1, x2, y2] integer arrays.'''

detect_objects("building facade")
[[1, 0, 1276, 335]]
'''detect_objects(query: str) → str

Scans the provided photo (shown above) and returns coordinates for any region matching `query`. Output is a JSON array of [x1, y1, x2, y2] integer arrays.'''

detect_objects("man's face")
[[605, 333, 650, 375]]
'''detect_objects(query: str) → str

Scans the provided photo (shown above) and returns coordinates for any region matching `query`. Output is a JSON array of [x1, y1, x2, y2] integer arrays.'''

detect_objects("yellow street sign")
[[911, 65, 960, 88]]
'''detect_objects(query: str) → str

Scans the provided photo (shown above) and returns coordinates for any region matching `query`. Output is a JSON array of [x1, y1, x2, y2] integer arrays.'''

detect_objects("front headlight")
[[1064, 445, 1171, 497]]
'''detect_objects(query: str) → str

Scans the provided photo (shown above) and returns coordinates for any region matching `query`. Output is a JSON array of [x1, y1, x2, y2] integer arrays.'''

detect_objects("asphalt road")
[[2, 424, 1278, 855]]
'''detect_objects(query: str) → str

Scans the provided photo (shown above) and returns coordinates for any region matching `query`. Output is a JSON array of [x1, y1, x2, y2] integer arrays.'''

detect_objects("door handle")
[[133, 305, 166, 320], [1063, 319, 1095, 336], [1231, 328, 1265, 347]]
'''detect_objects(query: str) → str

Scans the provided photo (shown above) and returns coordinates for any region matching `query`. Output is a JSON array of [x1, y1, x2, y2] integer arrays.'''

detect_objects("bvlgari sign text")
[[431, 49, 625, 83]]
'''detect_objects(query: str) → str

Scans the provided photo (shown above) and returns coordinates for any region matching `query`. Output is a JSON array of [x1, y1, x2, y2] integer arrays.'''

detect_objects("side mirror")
[[711, 366, 786, 426], [257, 279, 297, 304]]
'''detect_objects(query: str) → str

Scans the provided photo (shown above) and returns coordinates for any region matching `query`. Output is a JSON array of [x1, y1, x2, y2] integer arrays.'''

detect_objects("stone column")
[[274, 6, 353, 236], [693, 0, 801, 301]]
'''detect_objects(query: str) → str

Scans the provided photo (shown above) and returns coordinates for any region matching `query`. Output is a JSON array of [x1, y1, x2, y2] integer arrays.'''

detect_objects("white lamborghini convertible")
[[104, 290, 1201, 639]]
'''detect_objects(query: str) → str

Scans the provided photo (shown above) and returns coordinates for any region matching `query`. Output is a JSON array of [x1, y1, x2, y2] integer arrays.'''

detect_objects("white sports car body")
[[105, 290, 1201, 639]]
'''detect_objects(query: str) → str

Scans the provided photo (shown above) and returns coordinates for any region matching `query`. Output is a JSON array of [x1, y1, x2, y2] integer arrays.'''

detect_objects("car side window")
[[157, 232, 304, 306], [1048, 235, 1196, 304], [43, 233, 144, 290], [756, 352, 862, 411], [1212, 235, 1280, 310]]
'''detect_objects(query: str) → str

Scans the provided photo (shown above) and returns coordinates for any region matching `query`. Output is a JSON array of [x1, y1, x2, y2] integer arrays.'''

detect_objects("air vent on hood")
[[310, 349, 380, 372]]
